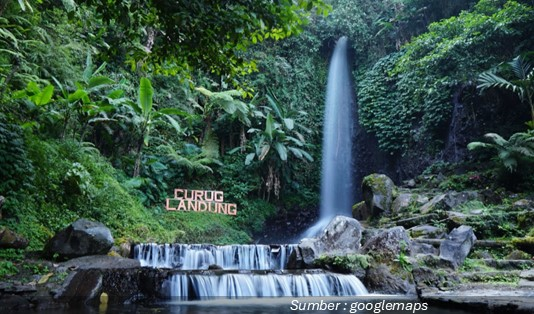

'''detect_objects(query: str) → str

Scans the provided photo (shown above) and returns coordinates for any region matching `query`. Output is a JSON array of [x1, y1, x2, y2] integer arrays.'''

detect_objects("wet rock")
[[420, 191, 480, 214], [391, 194, 413, 214], [412, 243, 439, 255], [58, 255, 140, 271], [403, 179, 417, 188], [362, 226, 411, 261], [512, 237, 534, 255], [513, 199, 534, 211], [409, 225, 445, 239], [412, 266, 460, 294], [208, 264, 223, 270], [54, 270, 103, 305], [365, 264, 415, 295], [506, 250, 531, 260], [352, 201, 371, 221], [288, 216, 362, 268], [362, 174, 397, 217], [0, 226, 29, 249], [394, 213, 439, 229], [318, 215, 362, 254], [420, 194, 446, 214], [439, 225, 477, 269], [287, 237, 321, 268], [392, 193, 429, 213], [44, 218, 114, 259], [446, 211, 469, 226]]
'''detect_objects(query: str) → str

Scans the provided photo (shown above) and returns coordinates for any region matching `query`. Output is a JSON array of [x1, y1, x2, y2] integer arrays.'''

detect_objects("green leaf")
[[87, 76, 114, 90], [283, 118, 295, 130], [195, 87, 213, 97], [245, 153, 256, 165], [164, 114, 182, 134], [68, 89, 88, 102], [107, 89, 124, 99], [274, 142, 287, 161], [158, 108, 188, 116], [138, 77, 154, 116], [258, 143, 270, 161], [61, 0, 77, 12], [264, 112, 275, 141], [26, 81, 40, 94], [32, 85, 54, 106]]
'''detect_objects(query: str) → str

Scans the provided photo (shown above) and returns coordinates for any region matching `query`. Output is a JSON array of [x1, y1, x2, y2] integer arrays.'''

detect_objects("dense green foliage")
[[1, 0, 534, 253], [73, 0, 331, 76], [358, 0, 534, 154]]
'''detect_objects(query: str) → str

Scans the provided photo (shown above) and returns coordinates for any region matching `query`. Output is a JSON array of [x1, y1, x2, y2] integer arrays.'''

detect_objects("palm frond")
[[509, 55, 532, 80]]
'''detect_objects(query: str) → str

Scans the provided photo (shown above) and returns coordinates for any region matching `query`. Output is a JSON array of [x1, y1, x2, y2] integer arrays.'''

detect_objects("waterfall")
[[304, 36, 355, 237], [134, 243, 296, 270], [163, 271, 367, 300], [135, 243, 368, 300]]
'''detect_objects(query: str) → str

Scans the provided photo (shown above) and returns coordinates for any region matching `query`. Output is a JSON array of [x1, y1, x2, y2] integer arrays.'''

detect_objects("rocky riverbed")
[[1, 173, 534, 312]]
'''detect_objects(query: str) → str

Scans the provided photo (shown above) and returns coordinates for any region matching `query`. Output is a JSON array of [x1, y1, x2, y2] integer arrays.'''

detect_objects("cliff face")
[[355, 86, 530, 186]]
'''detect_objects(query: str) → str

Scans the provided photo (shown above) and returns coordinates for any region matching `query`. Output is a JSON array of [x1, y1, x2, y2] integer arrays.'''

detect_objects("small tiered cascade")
[[134, 243, 368, 300], [163, 270, 367, 300], [134, 243, 296, 270]]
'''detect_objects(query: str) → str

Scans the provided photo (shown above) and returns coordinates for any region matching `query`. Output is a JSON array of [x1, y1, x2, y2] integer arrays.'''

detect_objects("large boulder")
[[439, 225, 476, 269], [0, 226, 29, 249], [362, 226, 412, 261], [362, 174, 397, 217], [318, 215, 363, 254], [45, 219, 114, 259], [288, 216, 363, 268]]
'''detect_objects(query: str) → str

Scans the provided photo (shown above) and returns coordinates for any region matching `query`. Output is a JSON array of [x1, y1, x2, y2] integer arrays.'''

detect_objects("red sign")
[[165, 189, 237, 216]]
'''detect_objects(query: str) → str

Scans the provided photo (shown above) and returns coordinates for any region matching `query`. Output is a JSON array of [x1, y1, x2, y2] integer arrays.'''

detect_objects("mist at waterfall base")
[[303, 36, 355, 238]]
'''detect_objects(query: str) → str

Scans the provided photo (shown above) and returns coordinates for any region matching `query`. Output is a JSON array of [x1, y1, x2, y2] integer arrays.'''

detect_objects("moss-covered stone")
[[512, 237, 534, 255], [362, 174, 397, 218]]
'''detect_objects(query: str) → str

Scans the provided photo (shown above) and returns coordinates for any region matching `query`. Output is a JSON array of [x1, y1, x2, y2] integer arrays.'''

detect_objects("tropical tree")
[[72, 0, 331, 76], [477, 54, 534, 125], [127, 77, 184, 177], [238, 94, 313, 200], [192, 86, 255, 159]]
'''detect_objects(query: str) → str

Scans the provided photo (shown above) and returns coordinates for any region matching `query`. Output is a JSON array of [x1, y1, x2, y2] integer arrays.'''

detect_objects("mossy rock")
[[512, 237, 534, 255], [362, 174, 398, 218]]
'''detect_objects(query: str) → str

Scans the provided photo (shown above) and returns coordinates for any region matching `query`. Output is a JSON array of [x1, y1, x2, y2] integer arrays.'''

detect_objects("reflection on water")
[[21, 296, 477, 314]]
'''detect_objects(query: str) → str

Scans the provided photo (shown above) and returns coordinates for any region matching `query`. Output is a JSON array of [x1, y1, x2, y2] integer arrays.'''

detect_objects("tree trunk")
[[133, 138, 144, 177]]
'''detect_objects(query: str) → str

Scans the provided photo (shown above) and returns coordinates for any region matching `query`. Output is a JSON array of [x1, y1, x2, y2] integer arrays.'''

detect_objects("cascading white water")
[[135, 243, 368, 300], [304, 36, 355, 238], [163, 271, 367, 300], [134, 243, 296, 270]]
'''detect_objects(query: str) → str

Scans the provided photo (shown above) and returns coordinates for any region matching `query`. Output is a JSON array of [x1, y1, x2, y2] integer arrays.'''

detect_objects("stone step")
[[414, 238, 510, 248], [478, 259, 534, 270], [461, 270, 521, 282], [520, 269, 534, 280], [518, 279, 534, 288]]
